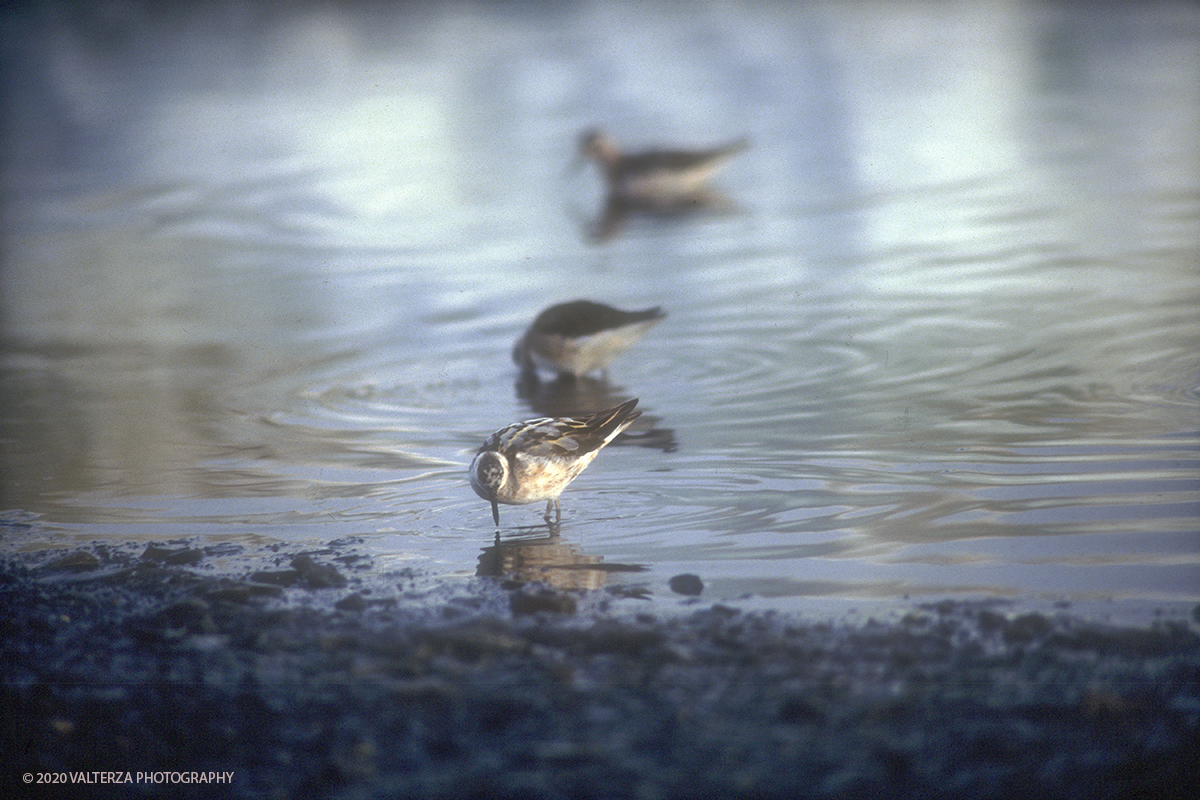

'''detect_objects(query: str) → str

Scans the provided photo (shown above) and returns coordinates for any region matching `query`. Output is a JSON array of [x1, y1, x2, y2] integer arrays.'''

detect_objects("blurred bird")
[[578, 128, 748, 208], [513, 300, 665, 379]]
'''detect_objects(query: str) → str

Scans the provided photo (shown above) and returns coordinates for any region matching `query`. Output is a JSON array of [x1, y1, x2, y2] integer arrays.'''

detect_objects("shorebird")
[[578, 128, 748, 208], [513, 300, 665, 379], [469, 399, 641, 525]]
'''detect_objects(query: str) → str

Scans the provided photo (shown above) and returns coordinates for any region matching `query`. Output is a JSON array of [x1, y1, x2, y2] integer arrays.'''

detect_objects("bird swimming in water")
[[578, 128, 748, 209]]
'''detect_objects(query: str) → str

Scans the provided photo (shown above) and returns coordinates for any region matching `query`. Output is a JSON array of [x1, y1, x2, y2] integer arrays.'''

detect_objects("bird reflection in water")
[[589, 190, 739, 241], [512, 299, 677, 452], [477, 528, 647, 591], [516, 373, 677, 453]]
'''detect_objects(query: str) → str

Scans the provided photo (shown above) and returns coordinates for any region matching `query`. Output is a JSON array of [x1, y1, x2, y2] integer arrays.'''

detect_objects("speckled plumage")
[[469, 399, 641, 525]]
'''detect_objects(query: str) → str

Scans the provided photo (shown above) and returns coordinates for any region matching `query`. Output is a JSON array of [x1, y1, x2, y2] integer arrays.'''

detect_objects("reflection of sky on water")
[[2, 1, 1198, 609]]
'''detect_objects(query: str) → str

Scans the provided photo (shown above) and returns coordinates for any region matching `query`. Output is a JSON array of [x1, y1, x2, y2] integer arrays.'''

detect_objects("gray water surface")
[[2, 1, 1198, 615]]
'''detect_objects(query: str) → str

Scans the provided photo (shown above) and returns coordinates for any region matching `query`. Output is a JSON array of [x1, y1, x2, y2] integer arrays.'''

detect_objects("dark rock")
[[43, 551, 101, 572], [3, 550, 1198, 800], [335, 592, 368, 612], [125, 598, 216, 642], [204, 582, 284, 603], [291, 554, 348, 589], [510, 588, 577, 616], [140, 544, 205, 565], [976, 609, 1007, 634], [582, 624, 665, 656], [202, 542, 245, 558], [669, 573, 704, 596], [250, 569, 301, 587], [1003, 613, 1052, 643]]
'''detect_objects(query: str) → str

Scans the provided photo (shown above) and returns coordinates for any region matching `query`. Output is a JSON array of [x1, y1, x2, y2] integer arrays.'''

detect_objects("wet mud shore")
[[3, 541, 1199, 799]]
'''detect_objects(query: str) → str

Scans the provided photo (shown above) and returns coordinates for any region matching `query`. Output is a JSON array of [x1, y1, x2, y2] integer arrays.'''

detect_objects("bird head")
[[470, 450, 508, 526], [578, 128, 618, 164]]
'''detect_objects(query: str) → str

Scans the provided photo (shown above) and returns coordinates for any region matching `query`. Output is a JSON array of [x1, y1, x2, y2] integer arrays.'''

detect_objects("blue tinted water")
[[2, 1, 1197, 616]]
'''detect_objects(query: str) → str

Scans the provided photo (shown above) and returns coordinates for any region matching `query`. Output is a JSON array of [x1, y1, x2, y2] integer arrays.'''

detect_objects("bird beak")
[[490, 496, 500, 526]]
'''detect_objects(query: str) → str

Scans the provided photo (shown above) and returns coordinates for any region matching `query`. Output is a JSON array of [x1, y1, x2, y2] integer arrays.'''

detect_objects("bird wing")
[[510, 421, 585, 457]]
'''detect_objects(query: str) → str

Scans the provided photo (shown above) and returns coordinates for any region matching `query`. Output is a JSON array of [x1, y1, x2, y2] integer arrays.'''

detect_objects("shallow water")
[[2, 1, 1198, 613]]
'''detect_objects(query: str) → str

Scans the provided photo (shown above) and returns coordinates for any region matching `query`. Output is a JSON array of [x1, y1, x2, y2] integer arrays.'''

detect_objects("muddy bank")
[[3, 541, 1199, 799]]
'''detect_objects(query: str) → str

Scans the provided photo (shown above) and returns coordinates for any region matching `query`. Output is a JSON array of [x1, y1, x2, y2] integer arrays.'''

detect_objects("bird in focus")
[[469, 398, 642, 526]]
